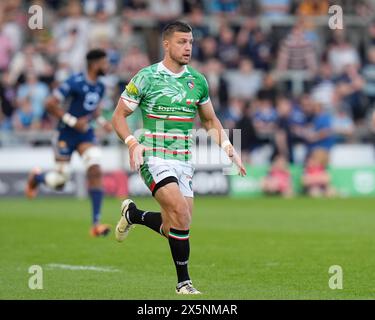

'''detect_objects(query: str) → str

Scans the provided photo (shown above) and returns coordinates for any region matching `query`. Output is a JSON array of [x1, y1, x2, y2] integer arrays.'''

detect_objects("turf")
[[0, 196, 374, 299]]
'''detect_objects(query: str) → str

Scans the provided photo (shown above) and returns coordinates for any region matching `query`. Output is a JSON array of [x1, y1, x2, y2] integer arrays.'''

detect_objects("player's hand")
[[224, 144, 247, 177], [129, 143, 147, 171], [102, 121, 113, 133], [74, 116, 89, 132]]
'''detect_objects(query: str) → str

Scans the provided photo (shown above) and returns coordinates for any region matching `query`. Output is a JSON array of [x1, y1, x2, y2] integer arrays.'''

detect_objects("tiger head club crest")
[[187, 80, 195, 89]]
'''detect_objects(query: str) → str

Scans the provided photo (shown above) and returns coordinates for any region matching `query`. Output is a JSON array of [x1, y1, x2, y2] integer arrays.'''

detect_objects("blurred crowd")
[[1, 0, 375, 178]]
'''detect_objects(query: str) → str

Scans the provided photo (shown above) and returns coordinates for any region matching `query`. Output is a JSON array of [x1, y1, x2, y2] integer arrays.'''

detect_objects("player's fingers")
[[129, 152, 136, 171], [130, 160, 135, 171], [240, 165, 247, 176], [135, 147, 144, 170], [227, 145, 233, 158]]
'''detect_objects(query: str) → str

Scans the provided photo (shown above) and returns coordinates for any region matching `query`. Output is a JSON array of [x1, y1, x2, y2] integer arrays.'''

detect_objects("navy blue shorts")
[[55, 127, 96, 159]]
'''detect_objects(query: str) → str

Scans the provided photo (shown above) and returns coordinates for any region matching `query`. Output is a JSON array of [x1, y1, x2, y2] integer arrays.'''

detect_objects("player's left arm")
[[198, 100, 247, 176]]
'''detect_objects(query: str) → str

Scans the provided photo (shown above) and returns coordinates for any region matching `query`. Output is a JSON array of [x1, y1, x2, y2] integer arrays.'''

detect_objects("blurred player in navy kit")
[[25, 49, 113, 237]]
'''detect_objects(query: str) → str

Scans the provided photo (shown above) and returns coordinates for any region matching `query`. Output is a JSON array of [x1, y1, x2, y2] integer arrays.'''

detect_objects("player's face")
[[166, 32, 193, 65], [95, 57, 109, 76]]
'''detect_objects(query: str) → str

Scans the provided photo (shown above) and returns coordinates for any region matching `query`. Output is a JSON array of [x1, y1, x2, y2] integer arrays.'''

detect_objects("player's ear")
[[163, 39, 169, 52]]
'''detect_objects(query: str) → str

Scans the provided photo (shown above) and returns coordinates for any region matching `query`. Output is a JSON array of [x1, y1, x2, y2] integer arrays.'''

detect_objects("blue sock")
[[88, 188, 103, 225], [34, 173, 46, 185]]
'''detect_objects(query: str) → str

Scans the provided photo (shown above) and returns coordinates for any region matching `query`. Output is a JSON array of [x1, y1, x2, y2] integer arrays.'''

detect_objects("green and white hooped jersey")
[[121, 62, 210, 162]]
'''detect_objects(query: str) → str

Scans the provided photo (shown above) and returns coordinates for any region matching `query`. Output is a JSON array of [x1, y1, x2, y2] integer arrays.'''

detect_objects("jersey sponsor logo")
[[125, 82, 139, 96], [156, 105, 178, 112], [58, 140, 67, 149], [156, 169, 170, 177], [155, 105, 195, 113], [187, 80, 195, 89]]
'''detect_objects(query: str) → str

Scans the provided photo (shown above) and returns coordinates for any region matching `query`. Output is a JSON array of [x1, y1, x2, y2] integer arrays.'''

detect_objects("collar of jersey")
[[157, 61, 188, 78]]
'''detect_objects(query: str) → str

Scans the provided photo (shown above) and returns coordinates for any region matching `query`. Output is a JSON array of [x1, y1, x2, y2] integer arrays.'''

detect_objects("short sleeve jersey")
[[121, 62, 210, 161], [53, 72, 105, 130]]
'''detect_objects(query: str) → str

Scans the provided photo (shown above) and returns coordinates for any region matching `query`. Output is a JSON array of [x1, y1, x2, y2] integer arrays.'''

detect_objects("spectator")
[[335, 63, 366, 122], [237, 19, 272, 71], [274, 96, 307, 163], [366, 19, 375, 48], [332, 105, 355, 143], [297, 0, 329, 16], [12, 97, 39, 131], [209, 0, 240, 15], [118, 45, 150, 82], [88, 7, 118, 48], [261, 154, 293, 197], [217, 25, 240, 69], [302, 100, 335, 153], [225, 58, 263, 100], [0, 3, 22, 54], [327, 30, 361, 76], [188, 7, 210, 59], [196, 36, 218, 62], [116, 20, 148, 56], [362, 46, 375, 108], [235, 102, 257, 164], [310, 62, 336, 113], [53, 0, 90, 45], [258, 0, 291, 17], [122, 0, 151, 19], [202, 58, 228, 112], [189, 7, 210, 41], [0, 16, 14, 72], [277, 21, 318, 75], [0, 72, 16, 131], [261, 73, 280, 106], [247, 28, 272, 71], [8, 44, 51, 85], [183, 0, 206, 14], [253, 90, 278, 144], [355, 0, 375, 18], [221, 96, 246, 132], [302, 148, 336, 197], [149, 0, 183, 24], [56, 26, 87, 73], [83, 0, 117, 16], [16, 72, 49, 125]]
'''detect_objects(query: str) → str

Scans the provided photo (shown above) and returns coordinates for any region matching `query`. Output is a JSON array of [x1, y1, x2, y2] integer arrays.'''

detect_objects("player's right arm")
[[112, 72, 148, 171], [112, 98, 146, 171], [44, 77, 88, 132]]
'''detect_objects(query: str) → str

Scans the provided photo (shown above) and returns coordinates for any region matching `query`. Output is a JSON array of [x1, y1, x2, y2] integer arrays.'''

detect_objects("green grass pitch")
[[1, 196, 375, 299]]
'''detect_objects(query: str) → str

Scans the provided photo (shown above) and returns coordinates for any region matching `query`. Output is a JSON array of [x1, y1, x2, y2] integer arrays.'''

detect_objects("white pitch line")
[[46, 263, 120, 273]]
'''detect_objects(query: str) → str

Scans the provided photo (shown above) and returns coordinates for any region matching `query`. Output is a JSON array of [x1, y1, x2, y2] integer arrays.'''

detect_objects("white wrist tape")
[[97, 116, 107, 126], [125, 135, 137, 145], [221, 140, 232, 149], [62, 113, 77, 127]]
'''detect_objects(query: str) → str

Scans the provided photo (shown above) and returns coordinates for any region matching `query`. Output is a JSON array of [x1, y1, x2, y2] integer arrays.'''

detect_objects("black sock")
[[168, 228, 190, 284], [126, 203, 165, 237]]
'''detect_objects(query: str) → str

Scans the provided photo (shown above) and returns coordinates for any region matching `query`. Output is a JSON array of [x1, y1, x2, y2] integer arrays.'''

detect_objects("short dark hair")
[[86, 49, 107, 65], [162, 21, 192, 40]]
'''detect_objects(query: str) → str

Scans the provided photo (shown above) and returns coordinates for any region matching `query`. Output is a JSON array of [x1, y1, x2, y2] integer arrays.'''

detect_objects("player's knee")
[[170, 202, 191, 228], [87, 164, 102, 180], [82, 146, 102, 170], [45, 163, 70, 189]]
